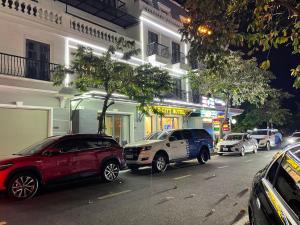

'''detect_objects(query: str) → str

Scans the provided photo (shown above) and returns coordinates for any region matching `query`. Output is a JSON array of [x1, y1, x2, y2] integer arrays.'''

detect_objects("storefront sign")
[[148, 106, 192, 116], [200, 110, 218, 118]]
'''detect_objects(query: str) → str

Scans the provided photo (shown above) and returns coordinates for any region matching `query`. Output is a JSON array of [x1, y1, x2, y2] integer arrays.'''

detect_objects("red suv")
[[0, 134, 125, 200]]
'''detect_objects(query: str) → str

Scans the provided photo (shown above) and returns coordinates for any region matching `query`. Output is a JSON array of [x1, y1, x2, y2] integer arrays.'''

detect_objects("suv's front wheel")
[[7, 172, 39, 200], [152, 153, 168, 173]]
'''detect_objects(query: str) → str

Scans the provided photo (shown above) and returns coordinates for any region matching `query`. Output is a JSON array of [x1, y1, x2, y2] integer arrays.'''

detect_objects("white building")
[[0, 0, 242, 155]]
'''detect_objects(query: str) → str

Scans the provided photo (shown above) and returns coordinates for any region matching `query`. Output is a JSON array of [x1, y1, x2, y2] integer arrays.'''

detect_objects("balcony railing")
[[0, 52, 61, 81], [172, 52, 186, 64], [147, 42, 170, 59]]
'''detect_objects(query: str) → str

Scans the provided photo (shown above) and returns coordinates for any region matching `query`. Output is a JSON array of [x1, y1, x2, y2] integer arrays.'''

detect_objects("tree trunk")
[[220, 96, 230, 139], [98, 94, 114, 134]]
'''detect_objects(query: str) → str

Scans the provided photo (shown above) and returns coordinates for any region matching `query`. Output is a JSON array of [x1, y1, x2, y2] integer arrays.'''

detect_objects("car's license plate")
[[126, 155, 133, 159], [223, 147, 228, 151]]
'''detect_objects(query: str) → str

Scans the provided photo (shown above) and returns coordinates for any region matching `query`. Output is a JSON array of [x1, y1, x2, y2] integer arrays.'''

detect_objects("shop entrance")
[[159, 116, 179, 130], [105, 114, 130, 146]]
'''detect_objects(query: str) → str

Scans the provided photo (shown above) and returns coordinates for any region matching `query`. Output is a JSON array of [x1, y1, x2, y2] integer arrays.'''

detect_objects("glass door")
[[105, 114, 130, 146]]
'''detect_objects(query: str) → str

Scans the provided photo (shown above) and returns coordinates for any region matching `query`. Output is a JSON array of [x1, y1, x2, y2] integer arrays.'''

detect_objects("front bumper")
[[218, 145, 241, 154], [125, 150, 154, 166]]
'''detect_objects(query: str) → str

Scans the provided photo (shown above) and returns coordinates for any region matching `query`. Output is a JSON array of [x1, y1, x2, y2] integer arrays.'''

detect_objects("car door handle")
[[180, 141, 184, 144]]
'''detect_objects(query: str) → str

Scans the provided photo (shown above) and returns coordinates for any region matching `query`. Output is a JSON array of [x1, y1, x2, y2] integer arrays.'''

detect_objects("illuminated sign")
[[147, 106, 192, 116], [200, 110, 218, 118]]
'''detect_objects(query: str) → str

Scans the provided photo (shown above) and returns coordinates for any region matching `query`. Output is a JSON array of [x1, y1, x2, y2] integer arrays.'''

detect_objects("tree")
[[233, 90, 292, 132], [187, 51, 272, 136], [181, 0, 300, 87], [54, 38, 173, 134]]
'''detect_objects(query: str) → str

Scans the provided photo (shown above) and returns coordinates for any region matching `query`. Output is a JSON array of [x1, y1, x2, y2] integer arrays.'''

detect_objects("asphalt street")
[[0, 149, 280, 225]]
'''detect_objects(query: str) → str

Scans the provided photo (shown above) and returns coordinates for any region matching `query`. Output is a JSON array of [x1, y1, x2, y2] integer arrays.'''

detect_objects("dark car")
[[0, 134, 125, 200], [248, 144, 300, 225]]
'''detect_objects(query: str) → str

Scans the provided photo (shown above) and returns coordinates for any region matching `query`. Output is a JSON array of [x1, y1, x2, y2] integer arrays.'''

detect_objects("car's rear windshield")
[[225, 135, 243, 140], [16, 136, 59, 156], [251, 130, 268, 135]]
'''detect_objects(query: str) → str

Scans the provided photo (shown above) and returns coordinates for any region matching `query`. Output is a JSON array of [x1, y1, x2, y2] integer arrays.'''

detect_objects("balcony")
[[164, 88, 188, 102], [58, 0, 139, 28], [172, 52, 189, 70], [0, 52, 61, 82], [147, 42, 170, 66]]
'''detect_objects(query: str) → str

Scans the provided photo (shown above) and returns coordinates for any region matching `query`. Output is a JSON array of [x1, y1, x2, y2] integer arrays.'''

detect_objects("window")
[[274, 155, 300, 217], [55, 139, 89, 153], [171, 131, 183, 141], [193, 129, 211, 139], [266, 156, 282, 184], [148, 31, 158, 44], [86, 138, 119, 149], [172, 42, 181, 64], [26, 39, 50, 81], [182, 130, 192, 140]]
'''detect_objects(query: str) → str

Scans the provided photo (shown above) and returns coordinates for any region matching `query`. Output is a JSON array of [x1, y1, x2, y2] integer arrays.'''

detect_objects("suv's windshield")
[[145, 131, 171, 140], [17, 137, 59, 156], [251, 130, 268, 135], [225, 135, 243, 140]]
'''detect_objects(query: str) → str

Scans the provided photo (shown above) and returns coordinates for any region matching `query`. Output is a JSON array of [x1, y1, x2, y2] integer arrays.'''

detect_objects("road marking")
[[98, 190, 132, 200], [232, 215, 248, 225], [245, 159, 253, 163], [173, 175, 191, 180], [218, 165, 229, 169]]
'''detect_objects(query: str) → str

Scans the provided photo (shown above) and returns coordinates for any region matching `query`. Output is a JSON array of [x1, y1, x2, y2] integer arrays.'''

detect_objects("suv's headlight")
[[141, 146, 152, 151], [0, 163, 13, 171]]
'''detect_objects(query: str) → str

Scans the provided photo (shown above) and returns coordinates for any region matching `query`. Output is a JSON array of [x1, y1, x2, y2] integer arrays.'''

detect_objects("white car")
[[250, 129, 280, 150], [282, 132, 300, 147], [124, 129, 214, 172], [218, 133, 258, 156]]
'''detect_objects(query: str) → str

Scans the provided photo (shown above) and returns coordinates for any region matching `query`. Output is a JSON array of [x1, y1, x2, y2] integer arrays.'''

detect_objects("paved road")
[[0, 150, 280, 225]]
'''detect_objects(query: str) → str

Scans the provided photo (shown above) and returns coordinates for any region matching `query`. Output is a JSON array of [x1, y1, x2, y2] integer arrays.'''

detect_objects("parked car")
[[217, 133, 258, 156], [282, 131, 300, 148], [0, 134, 125, 200], [248, 144, 300, 225], [124, 129, 214, 172], [250, 129, 282, 151]]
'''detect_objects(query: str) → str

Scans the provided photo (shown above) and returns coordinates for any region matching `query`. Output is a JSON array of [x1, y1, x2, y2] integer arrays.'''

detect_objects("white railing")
[[0, 0, 62, 26], [69, 16, 140, 48], [140, 1, 182, 28]]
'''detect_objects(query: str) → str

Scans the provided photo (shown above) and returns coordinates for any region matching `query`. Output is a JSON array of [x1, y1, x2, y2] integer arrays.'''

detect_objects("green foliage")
[[233, 90, 292, 132], [54, 37, 172, 133], [188, 51, 272, 107], [181, 0, 300, 87]]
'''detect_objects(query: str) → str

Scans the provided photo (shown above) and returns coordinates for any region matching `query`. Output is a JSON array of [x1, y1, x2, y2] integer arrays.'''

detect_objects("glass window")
[[292, 133, 300, 137], [274, 155, 300, 217], [266, 156, 282, 184], [193, 129, 212, 139], [17, 136, 59, 156], [182, 130, 192, 139], [171, 131, 183, 140], [55, 139, 88, 153]]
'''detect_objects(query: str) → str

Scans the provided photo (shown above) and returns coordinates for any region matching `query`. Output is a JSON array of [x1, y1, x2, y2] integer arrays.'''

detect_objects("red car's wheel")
[[7, 172, 39, 200]]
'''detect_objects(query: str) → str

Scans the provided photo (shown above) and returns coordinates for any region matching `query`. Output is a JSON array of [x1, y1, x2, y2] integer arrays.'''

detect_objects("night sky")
[[174, 0, 300, 112]]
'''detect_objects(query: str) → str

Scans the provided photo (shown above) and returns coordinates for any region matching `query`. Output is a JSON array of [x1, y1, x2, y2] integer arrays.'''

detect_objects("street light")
[[197, 25, 213, 36], [231, 118, 237, 125]]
